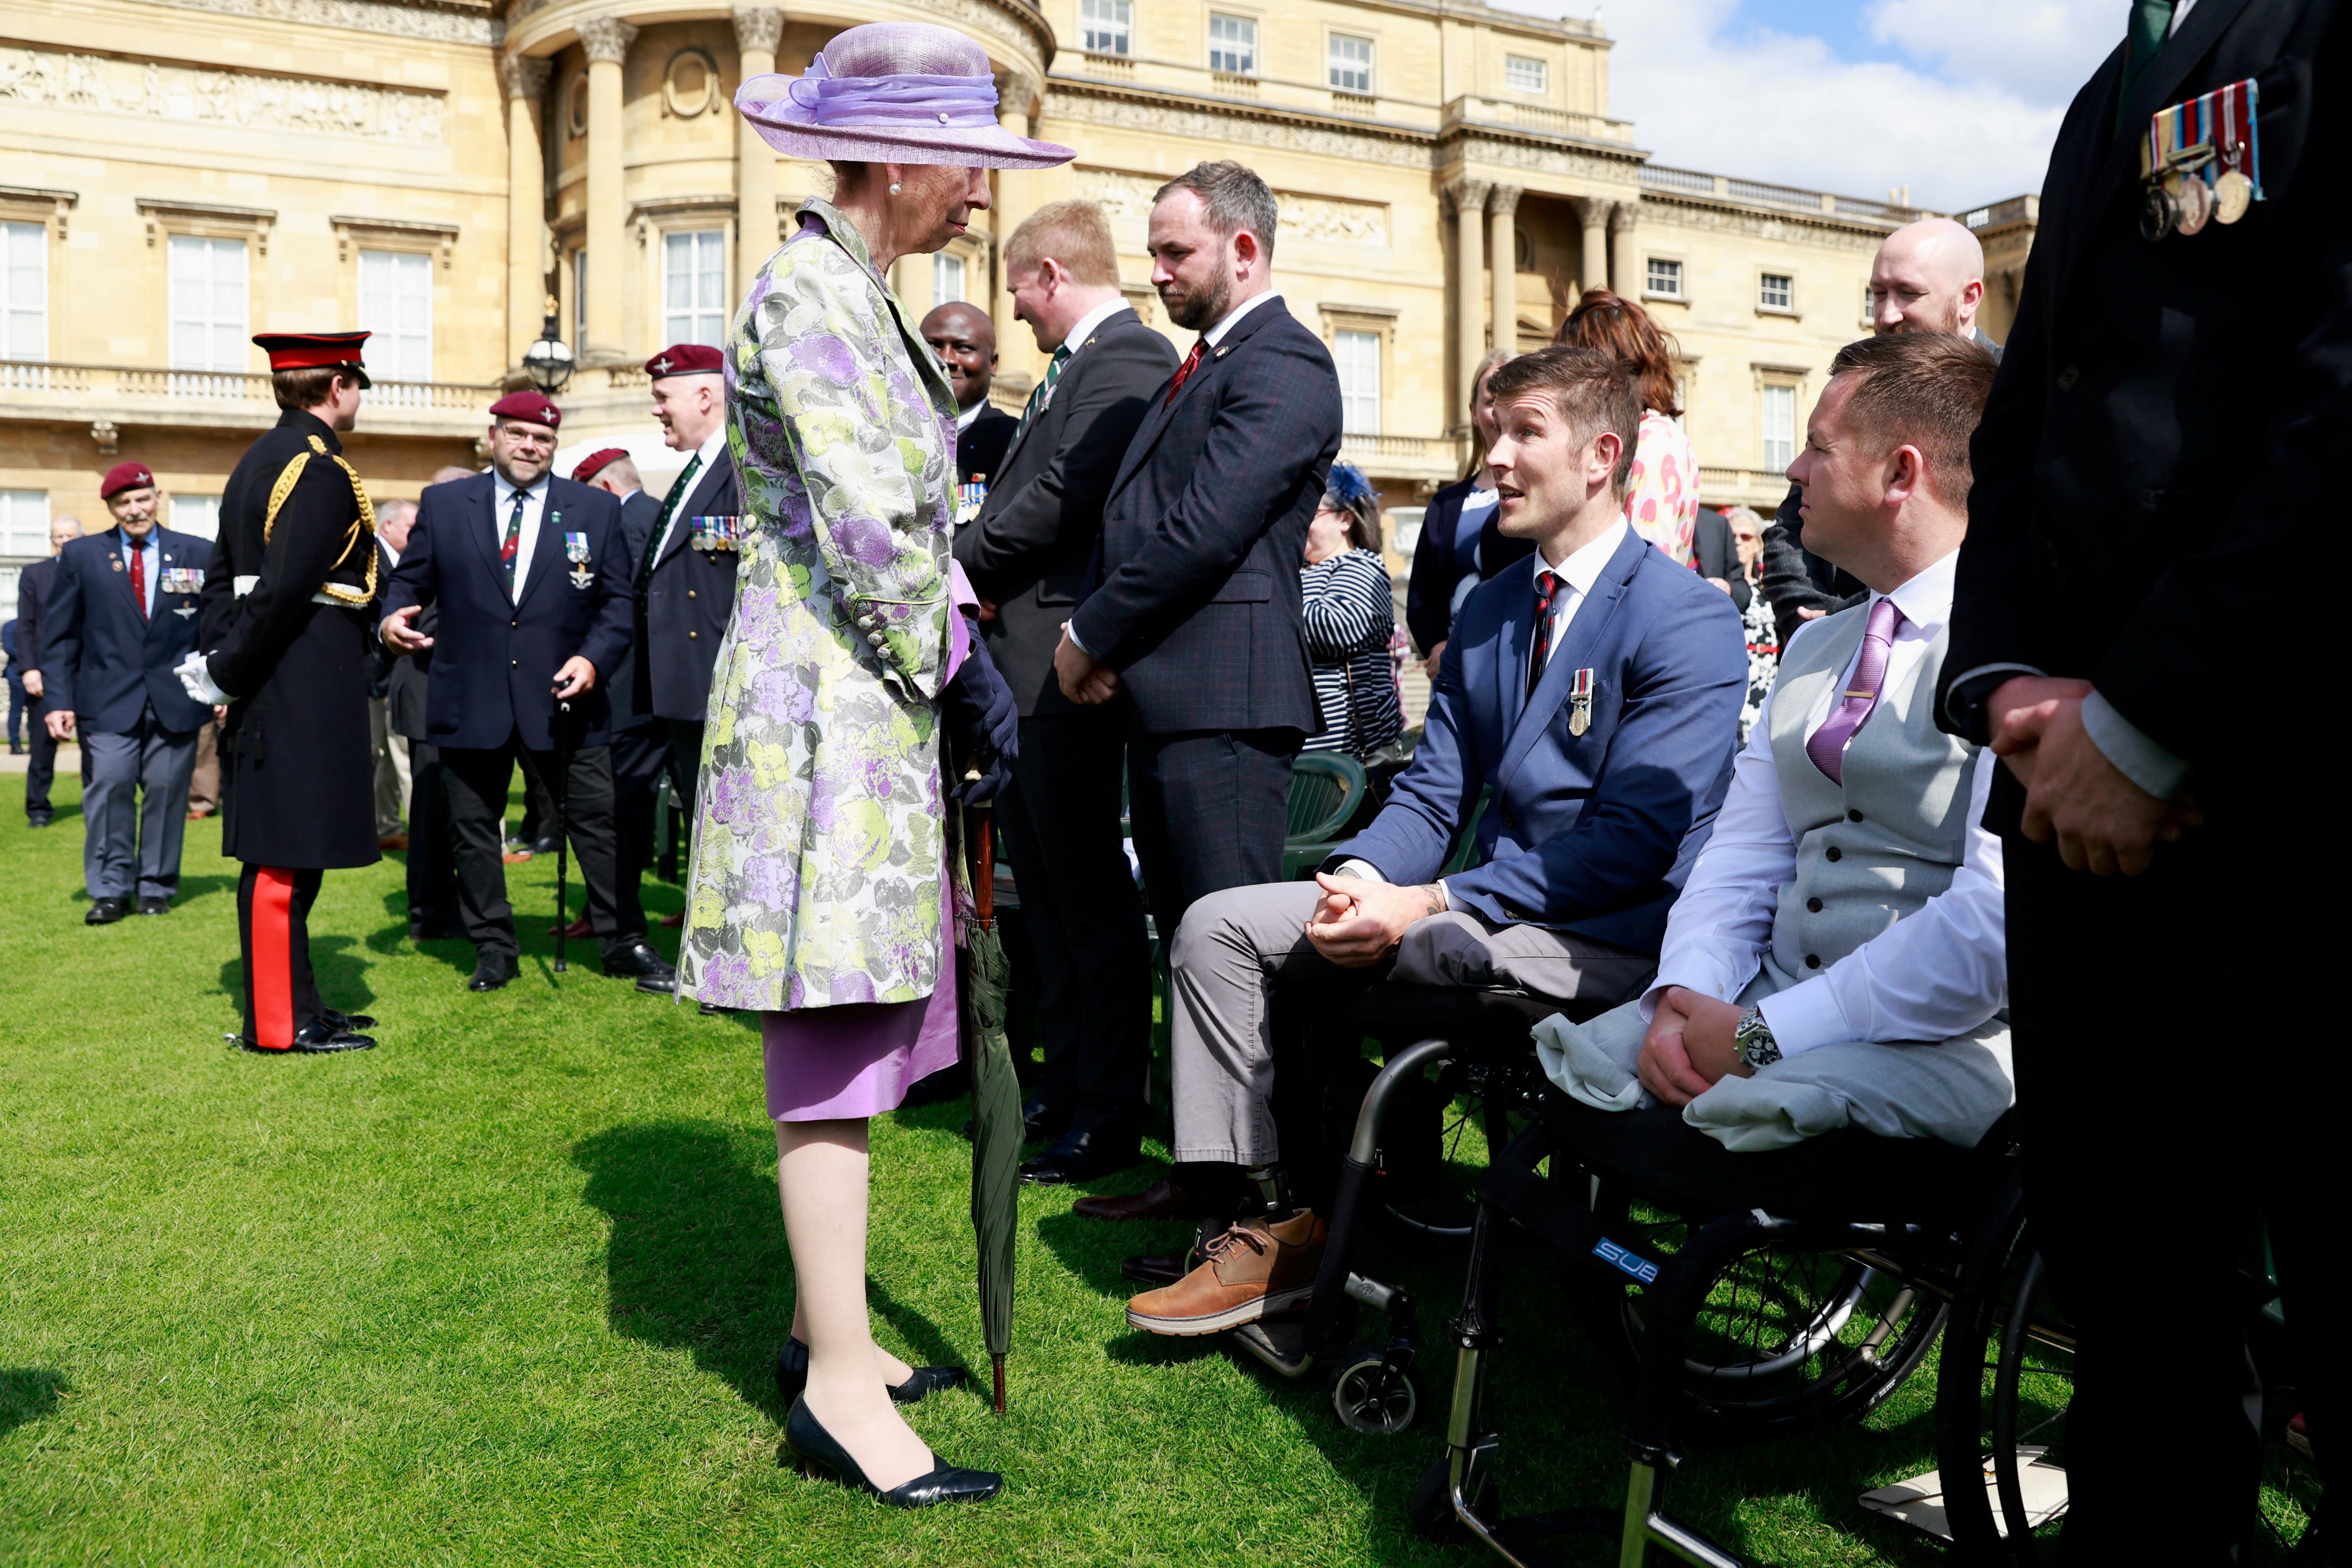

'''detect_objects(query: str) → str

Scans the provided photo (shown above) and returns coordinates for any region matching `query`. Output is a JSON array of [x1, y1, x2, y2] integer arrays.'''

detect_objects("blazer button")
[[1805, 897, 1822, 913], [687, 589, 697, 599], [510, 659, 518, 668], [2056, 364, 2080, 391], [1805, 953, 1822, 969], [1847, 808, 1863, 822], [688, 631, 698, 639], [1824, 846, 1842, 862], [511, 620, 518, 629]]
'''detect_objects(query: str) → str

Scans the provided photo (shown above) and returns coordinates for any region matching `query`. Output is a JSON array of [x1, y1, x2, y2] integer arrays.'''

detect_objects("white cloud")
[[1494, 0, 2120, 211]]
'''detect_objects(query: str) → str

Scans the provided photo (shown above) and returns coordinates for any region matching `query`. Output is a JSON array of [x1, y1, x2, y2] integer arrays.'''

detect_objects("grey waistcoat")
[[1757, 603, 1980, 999]]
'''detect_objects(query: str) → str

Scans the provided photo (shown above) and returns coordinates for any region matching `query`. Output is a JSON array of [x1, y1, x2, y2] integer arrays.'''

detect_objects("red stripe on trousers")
[[252, 867, 297, 1051]]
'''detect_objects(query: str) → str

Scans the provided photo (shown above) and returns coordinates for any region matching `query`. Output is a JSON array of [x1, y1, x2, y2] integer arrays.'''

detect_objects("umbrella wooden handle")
[[974, 812, 995, 930], [993, 1353, 1006, 1416]]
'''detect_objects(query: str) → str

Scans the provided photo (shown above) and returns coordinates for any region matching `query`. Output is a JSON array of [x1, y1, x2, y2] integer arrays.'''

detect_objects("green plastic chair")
[[1282, 753, 1369, 880]]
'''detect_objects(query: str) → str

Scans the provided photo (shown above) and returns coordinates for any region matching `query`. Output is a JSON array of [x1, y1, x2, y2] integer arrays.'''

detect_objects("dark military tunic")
[[200, 406, 380, 870]]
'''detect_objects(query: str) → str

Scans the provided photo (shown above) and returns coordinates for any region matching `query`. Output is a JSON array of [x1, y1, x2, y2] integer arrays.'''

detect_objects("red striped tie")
[[1165, 341, 1205, 405]]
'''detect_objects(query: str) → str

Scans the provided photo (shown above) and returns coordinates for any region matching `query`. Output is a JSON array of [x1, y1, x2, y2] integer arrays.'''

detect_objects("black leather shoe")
[[776, 1338, 967, 1408], [783, 1396, 1001, 1508], [136, 895, 170, 916], [634, 972, 679, 997], [601, 942, 675, 983], [468, 954, 519, 991], [1020, 1125, 1143, 1186], [526, 835, 561, 856], [85, 897, 130, 926], [321, 1008, 377, 1032], [289, 1021, 376, 1053], [1020, 1096, 1072, 1143], [409, 912, 465, 941], [1122, 1252, 1188, 1287], [27, 811, 52, 828]]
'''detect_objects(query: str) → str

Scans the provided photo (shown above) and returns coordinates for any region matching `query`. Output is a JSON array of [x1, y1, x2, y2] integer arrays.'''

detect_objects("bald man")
[[923, 301, 1019, 490], [1760, 218, 2006, 643]]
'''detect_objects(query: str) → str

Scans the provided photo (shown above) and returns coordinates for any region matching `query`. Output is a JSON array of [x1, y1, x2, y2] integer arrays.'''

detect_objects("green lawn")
[[0, 777, 2310, 1565]]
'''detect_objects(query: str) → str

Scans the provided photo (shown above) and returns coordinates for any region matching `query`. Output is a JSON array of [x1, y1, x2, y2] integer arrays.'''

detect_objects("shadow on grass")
[[0, 1370, 65, 1438], [214, 934, 373, 1014], [170, 872, 240, 908]]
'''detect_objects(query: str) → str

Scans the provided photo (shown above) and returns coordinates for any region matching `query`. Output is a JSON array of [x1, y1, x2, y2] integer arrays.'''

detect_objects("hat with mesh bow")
[[735, 23, 1074, 170]]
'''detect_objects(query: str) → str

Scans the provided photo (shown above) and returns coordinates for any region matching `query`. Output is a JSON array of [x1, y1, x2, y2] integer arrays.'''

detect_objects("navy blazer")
[[382, 474, 632, 752], [42, 525, 214, 735], [604, 487, 661, 730], [638, 448, 741, 723], [1335, 526, 1746, 955], [1070, 298, 1343, 734]]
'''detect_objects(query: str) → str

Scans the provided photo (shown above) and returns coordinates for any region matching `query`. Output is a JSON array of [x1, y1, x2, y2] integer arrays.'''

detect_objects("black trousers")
[[610, 721, 669, 902], [1125, 726, 1297, 942], [236, 862, 324, 1049], [665, 719, 704, 822], [404, 740, 458, 926], [996, 713, 1152, 1132], [24, 698, 88, 816], [2005, 796, 2339, 1564], [440, 731, 640, 962]]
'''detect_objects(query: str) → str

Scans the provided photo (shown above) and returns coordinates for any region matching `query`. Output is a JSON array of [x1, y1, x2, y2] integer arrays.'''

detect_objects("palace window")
[[1080, 0, 1132, 56], [1645, 257, 1682, 299], [1328, 34, 1373, 94], [934, 252, 966, 306], [1504, 54, 1548, 93], [663, 229, 727, 347], [1334, 329, 1381, 435], [1759, 272, 1794, 312], [0, 490, 48, 556], [358, 250, 433, 381], [168, 236, 247, 372], [1209, 14, 1257, 74], [1760, 384, 1796, 472], [2, 222, 44, 362], [172, 495, 222, 541]]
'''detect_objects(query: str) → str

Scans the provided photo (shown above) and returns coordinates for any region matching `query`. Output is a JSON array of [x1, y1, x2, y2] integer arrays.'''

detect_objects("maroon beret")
[[100, 461, 156, 499], [488, 391, 561, 430], [645, 343, 725, 379], [570, 447, 630, 483]]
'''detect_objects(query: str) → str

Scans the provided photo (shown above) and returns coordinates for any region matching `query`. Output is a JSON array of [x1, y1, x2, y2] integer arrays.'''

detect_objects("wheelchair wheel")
[[1578, 1174, 1946, 1435], [1331, 1356, 1420, 1435], [1380, 1070, 1507, 1244], [1935, 1201, 2073, 1562]]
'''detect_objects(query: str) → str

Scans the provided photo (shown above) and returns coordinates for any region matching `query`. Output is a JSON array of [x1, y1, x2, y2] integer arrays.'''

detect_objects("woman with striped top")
[[1299, 462, 1404, 761]]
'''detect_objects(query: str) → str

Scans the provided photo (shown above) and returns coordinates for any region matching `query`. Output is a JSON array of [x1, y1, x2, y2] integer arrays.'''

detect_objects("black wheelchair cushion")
[[1349, 980, 1603, 1062]]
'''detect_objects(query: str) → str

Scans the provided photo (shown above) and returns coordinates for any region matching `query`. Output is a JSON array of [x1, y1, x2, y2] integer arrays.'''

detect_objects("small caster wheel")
[[1409, 1453, 1502, 1540], [1331, 1355, 1419, 1435]]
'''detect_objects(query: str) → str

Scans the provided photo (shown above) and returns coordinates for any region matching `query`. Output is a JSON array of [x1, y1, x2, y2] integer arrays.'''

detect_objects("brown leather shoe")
[[1125, 1210, 1326, 1336], [548, 914, 592, 939], [378, 834, 409, 851], [1073, 1177, 1212, 1222], [658, 911, 685, 929]]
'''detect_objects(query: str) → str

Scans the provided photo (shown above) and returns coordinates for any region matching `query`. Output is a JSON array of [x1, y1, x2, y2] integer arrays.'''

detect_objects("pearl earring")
[[889, 181, 902, 195]]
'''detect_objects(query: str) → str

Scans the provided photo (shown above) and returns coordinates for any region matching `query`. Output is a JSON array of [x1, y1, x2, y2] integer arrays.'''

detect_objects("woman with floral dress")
[[1554, 288, 1700, 567]]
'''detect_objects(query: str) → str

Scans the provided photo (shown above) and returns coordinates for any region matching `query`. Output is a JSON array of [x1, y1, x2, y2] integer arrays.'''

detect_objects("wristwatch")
[[1733, 1006, 1782, 1071]]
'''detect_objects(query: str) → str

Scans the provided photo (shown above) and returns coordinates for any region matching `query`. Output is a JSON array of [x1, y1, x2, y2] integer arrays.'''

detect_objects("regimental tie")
[[1165, 340, 1206, 405], [1805, 595, 1905, 786], [129, 537, 149, 621], [1527, 569, 1561, 700], [500, 487, 527, 596], [1018, 345, 1071, 437], [647, 453, 702, 584]]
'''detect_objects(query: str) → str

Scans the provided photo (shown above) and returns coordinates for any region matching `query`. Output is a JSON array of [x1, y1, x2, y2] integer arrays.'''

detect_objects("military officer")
[[187, 331, 384, 1054]]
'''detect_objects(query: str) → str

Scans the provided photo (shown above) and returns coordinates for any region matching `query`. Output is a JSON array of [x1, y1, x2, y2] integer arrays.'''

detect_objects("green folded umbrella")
[[957, 804, 1019, 1413]]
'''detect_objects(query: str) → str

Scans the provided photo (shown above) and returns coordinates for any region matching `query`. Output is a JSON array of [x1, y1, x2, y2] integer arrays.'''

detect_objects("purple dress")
[[761, 570, 977, 1123]]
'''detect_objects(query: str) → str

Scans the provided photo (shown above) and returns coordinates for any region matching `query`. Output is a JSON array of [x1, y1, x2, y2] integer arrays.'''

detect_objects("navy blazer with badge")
[[638, 448, 741, 722], [42, 525, 215, 735], [1068, 298, 1343, 735], [604, 488, 661, 730], [382, 473, 632, 752], [1334, 525, 1747, 956]]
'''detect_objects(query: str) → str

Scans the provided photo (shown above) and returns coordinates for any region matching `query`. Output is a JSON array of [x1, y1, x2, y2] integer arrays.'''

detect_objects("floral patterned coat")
[[681, 198, 959, 1012]]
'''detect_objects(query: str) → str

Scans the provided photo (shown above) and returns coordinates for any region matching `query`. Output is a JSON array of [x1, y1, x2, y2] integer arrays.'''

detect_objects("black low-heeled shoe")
[[783, 1396, 1002, 1509], [775, 1338, 968, 1407]]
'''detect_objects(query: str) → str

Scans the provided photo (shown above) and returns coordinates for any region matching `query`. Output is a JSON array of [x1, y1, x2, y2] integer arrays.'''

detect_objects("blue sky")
[[1495, 0, 2123, 210]]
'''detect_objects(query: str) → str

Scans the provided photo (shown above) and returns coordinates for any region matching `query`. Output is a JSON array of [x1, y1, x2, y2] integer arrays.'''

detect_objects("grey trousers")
[[82, 710, 198, 901], [1168, 880, 1656, 1165]]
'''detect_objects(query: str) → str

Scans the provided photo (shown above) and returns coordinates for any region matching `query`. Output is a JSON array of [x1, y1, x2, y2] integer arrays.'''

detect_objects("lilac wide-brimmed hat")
[[736, 23, 1074, 171]]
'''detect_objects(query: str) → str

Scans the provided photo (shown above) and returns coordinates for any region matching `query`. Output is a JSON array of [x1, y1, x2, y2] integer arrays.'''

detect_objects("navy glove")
[[940, 632, 1018, 804]]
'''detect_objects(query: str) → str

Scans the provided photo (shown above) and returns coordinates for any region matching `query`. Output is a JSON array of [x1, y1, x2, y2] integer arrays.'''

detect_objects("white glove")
[[176, 650, 230, 705]]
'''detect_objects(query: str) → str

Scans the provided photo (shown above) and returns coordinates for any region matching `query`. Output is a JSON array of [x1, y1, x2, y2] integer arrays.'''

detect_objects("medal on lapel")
[[161, 567, 204, 595], [689, 515, 748, 552], [564, 527, 592, 590], [2139, 79, 2264, 242], [956, 480, 988, 527], [1568, 667, 1595, 736]]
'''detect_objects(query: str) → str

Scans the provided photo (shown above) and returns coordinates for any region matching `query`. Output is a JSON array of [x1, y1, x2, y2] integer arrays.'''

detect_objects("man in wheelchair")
[[1541, 330, 2013, 1158], [1094, 346, 1751, 1337]]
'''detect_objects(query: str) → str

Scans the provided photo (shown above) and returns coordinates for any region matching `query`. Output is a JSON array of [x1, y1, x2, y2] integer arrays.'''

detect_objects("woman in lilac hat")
[[677, 22, 1069, 1508]]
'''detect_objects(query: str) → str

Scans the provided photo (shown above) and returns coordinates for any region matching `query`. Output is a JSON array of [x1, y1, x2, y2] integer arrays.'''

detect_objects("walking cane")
[[553, 698, 572, 975]]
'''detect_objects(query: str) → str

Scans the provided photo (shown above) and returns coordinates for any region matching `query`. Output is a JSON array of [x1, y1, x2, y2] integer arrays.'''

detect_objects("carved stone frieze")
[[1638, 192, 1889, 253], [500, 52, 551, 102], [1075, 167, 1389, 247], [1048, 84, 1430, 171], [577, 15, 638, 64], [158, 0, 495, 46], [0, 44, 444, 143], [732, 7, 784, 54], [1442, 133, 1641, 189]]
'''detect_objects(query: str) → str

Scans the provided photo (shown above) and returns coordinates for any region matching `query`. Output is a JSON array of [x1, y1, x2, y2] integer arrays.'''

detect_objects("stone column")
[[1575, 195, 1608, 303], [733, 8, 783, 296], [1487, 184, 1522, 355], [1446, 175, 1490, 432], [990, 70, 1039, 392], [1609, 199, 1640, 298], [578, 15, 638, 365], [500, 53, 552, 370]]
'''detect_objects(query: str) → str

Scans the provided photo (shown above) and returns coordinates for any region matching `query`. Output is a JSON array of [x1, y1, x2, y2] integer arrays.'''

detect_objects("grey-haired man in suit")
[[953, 200, 1181, 1183]]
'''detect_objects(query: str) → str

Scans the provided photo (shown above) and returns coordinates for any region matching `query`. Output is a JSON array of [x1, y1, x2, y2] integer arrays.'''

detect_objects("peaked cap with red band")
[[100, 461, 157, 499], [646, 343, 725, 379], [489, 391, 562, 429], [252, 331, 373, 388], [571, 447, 630, 483]]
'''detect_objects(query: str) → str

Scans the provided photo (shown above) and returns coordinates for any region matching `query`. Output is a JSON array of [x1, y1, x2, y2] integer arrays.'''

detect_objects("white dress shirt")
[[1058, 295, 1131, 358], [493, 471, 551, 604], [1644, 547, 2006, 1056], [1201, 288, 1280, 348], [1529, 516, 1628, 672], [955, 398, 986, 433], [653, 423, 730, 564]]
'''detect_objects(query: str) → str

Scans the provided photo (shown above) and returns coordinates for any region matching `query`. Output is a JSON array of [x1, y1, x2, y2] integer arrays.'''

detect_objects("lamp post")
[[522, 293, 575, 396]]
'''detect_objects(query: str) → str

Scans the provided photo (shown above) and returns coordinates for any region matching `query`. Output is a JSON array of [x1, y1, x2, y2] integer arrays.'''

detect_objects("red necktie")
[[1165, 340, 1206, 404], [130, 540, 148, 620], [1527, 570, 1559, 699]]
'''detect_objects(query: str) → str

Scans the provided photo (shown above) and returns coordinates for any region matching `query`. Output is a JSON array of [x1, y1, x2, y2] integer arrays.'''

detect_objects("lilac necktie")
[[1805, 596, 1904, 786]]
